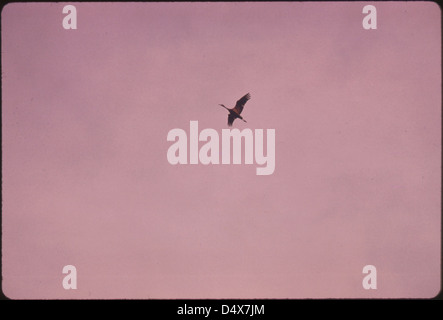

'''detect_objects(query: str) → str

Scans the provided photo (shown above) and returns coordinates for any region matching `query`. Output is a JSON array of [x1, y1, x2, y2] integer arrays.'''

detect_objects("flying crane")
[[219, 93, 251, 126]]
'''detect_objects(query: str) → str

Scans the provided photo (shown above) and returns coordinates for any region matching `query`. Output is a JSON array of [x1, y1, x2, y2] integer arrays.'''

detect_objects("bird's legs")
[[238, 115, 247, 123]]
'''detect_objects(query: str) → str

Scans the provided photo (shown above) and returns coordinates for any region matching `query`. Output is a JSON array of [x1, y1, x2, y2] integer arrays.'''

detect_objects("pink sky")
[[2, 2, 441, 299]]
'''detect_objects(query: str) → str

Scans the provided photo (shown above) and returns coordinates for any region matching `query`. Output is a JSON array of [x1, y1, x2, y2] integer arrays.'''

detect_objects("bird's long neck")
[[219, 104, 229, 111]]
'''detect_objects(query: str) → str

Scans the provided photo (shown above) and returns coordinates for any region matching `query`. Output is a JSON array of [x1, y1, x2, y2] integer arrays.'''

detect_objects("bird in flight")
[[219, 93, 251, 126]]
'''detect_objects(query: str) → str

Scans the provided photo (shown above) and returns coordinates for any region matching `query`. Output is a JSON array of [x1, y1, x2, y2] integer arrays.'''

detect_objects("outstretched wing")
[[232, 93, 251, 114], [228, 114, 236, 126]]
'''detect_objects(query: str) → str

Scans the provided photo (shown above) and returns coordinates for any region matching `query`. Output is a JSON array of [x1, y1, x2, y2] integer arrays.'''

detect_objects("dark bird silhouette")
[[219, 93, 251, 126]]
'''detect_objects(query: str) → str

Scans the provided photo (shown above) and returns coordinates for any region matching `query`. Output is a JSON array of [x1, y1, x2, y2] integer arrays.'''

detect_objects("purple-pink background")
[[2, 2, 441, 298]]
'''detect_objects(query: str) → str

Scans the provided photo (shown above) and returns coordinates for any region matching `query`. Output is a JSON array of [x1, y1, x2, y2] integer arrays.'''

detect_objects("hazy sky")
[[2, 2, 441, 299]]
